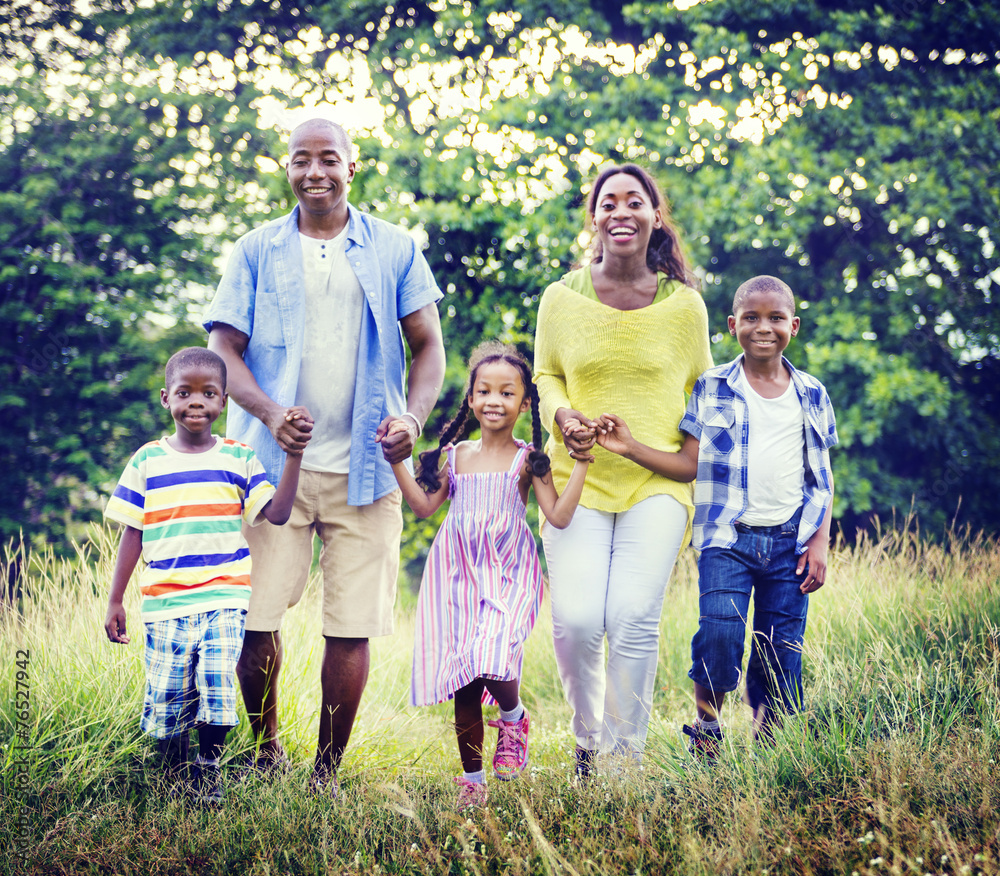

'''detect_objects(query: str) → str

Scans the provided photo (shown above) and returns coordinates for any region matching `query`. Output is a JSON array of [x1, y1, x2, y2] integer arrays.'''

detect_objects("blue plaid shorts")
[[141, 608, 246, 739]]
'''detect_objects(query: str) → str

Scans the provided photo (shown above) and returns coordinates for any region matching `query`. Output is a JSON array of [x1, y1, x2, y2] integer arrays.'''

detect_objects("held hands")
[[555, 408, 597, 462], [269, 405, 314, 455], [376, 414, 419, 464], [105, 601, 130, 645], [593, 413, 635, 458]]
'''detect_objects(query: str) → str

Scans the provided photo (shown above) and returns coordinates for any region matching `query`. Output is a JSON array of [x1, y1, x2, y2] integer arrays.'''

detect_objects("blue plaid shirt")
[[679, 355, 838, 554]]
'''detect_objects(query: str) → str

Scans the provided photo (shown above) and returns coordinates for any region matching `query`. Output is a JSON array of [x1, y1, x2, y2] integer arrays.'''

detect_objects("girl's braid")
[[525, 379, 552, 479], [416, 395, 475, 493]]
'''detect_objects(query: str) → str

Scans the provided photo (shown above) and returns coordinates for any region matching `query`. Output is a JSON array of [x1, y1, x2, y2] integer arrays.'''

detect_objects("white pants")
[[543, 494, 687, 756]]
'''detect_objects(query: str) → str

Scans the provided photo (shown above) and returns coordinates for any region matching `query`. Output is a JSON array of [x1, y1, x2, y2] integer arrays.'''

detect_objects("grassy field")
[[2, 521, 999, 876]]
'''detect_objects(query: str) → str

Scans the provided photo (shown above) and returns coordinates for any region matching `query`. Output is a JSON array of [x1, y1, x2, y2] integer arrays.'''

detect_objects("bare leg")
[[197, 724, 231, 762], [236, 629, 285, 760], [482, 678, 520, 713], [454, 679, 487, 773], [315, 636, 370, 777], [694, 681, 726, 723]]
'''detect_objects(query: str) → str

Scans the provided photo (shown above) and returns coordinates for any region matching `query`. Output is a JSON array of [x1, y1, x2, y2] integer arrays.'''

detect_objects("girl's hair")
[[416, 340, 551, 493], [584, 163, 696, 287]]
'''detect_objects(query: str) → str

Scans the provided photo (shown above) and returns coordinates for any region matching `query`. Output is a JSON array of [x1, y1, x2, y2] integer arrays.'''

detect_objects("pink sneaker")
[[454, 776, 488, 809], [488, 709, 530, 781]]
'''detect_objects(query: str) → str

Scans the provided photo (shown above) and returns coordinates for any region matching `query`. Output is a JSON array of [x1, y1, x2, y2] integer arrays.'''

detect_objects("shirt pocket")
[[702, 406, 736, 454], [252, 287, 286, 349]]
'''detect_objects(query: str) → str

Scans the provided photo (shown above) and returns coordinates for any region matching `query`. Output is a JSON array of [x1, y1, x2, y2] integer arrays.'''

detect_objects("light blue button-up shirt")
[[679, 355, 838, 554], [204, 205, 442, 505]]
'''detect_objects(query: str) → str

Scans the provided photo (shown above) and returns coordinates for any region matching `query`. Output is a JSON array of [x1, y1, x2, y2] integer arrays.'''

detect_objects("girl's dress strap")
[[509, 439, 532, 474]]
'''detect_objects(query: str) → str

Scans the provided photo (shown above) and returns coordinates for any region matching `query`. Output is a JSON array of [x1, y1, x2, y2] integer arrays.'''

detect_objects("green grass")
[[2, 521, 999, 875]]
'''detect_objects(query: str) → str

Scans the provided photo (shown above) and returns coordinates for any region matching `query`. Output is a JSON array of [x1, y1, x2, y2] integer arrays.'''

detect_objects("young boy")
[[594, 274, 837, 756], [104, 347, 310, 803]]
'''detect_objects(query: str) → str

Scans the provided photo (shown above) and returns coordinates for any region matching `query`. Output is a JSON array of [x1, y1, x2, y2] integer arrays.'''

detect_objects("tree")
[[0, 29, 273, 549], [3, 0, 998, 554]]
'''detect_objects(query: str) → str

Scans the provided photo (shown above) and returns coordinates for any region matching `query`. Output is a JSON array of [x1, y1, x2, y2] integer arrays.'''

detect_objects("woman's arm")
[[532, 458, 591, 529], [595, 413, 699, 482]]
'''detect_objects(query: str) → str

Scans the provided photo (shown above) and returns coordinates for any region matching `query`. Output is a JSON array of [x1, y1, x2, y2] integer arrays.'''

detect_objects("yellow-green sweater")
[[533, 268, 713, 536]]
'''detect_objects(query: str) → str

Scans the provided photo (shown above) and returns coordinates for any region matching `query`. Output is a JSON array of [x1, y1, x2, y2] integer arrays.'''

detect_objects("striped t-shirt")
[[105, 436, 276, 622]]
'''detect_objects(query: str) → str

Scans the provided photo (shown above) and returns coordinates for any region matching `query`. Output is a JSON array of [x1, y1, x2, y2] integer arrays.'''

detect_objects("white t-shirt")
[[295, 229, 364, 473], [738, 365, 805, 527]]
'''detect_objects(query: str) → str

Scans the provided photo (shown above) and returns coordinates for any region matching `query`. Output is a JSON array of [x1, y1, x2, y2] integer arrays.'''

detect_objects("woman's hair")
[[584, 163, 695, 286], [416, 340, 551, 493]]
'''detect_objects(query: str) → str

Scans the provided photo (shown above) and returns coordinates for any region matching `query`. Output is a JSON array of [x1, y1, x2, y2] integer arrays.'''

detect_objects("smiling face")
[[592, 171, 662, 261], [160, 363, 227, 448], [285, 120, 355, 233], [729, 288, 800, 365], [469, 359, 530, 433]]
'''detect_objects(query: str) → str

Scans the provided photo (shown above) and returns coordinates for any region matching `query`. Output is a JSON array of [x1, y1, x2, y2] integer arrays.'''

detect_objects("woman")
[[533, 163, 713, 773]]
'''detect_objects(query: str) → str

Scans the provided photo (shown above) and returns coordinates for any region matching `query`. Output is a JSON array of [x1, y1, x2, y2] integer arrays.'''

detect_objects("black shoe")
[[309, 764, 339, 800], [682, 723, 723, 763], [575, 746, 597, 779]]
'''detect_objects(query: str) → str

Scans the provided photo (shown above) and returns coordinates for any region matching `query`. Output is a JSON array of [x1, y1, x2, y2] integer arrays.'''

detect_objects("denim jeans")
[[688, 511, 808, 714]]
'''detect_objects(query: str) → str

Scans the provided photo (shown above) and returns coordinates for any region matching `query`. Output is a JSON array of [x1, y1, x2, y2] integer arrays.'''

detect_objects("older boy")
[[104, 348, 307, 803], [680, 275, 837, 755], [595, 275, 837, 755], [205, 118, 445, 794]]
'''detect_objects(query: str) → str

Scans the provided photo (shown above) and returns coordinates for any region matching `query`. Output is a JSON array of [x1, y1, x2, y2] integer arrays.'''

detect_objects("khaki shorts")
[[244, 469, 403, 638]]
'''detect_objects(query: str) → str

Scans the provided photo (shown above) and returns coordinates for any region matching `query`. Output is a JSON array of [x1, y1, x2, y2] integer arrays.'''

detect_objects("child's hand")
[[594, 413, 635, 458], [105, 600, 130, 645], [281, 407, 313, 455], [561, 417, 597, 453], [386, 420, 411, 437]]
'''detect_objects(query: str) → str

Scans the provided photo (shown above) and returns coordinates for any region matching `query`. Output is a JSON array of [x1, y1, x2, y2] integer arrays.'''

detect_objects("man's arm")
[[375, 302, 445, 464], [208, 323, 313, 453]]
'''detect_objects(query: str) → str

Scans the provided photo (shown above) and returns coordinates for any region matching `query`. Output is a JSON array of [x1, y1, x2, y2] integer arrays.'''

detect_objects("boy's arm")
[[595, 413, 699, 483], [797, 478, 835, 594], [260, 406, 311, 525], [532, 457, 590, 529], [105, 526, 143, 644]]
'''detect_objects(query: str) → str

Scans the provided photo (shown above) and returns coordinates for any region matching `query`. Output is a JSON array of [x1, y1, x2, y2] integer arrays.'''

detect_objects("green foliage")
[[2, 0, 998, 556]]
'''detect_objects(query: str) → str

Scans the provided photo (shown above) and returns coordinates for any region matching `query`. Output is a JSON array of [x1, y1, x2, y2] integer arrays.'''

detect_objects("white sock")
[[463, 769, 486, 784], [499, 701, 524, 723], [696, 717, 721, 733]]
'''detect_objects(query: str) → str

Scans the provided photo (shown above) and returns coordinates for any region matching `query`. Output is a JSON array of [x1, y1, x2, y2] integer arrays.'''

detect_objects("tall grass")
[[2, 521, 999, 875]]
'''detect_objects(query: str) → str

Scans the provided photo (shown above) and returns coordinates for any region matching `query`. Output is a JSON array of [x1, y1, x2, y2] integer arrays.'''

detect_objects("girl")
[[389, 341, 591, 809]]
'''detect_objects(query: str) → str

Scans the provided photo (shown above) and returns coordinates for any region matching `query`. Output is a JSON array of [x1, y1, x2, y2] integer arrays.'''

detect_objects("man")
[[205, 117, 445, 794]]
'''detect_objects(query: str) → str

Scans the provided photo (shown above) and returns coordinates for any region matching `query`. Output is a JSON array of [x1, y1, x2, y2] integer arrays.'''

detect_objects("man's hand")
[[267, 405, 313, 454], [376, 415, 418, 464]]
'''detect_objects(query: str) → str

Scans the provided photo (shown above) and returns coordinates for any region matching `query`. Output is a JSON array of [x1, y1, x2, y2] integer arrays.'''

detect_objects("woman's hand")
[[554, 407, 597, 457]]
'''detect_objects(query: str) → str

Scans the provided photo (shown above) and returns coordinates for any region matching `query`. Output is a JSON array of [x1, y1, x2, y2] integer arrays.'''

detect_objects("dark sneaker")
[[169, 755, 224, 806], [309, 764, 340, 800], [574, 746, 597, 780], [682, 723, 723, 763], [231, 747, 292, 782]]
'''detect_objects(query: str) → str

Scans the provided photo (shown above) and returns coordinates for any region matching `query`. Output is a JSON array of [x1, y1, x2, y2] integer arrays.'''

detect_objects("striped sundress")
[[411, 440, 544, 707]]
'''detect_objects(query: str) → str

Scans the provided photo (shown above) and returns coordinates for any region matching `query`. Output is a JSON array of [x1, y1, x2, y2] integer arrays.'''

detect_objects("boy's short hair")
[[165, 347, 227, 391], [732, 275, 796, 315]]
